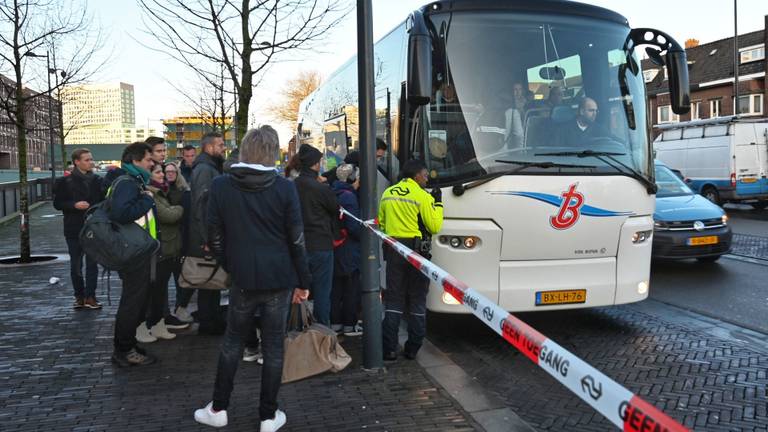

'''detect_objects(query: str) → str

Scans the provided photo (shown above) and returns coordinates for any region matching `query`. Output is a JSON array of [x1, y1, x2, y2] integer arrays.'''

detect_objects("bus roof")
[[420, 0, 628, 26]]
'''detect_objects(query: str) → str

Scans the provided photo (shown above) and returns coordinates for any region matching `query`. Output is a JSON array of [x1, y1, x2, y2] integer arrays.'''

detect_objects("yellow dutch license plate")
[[535, 289, 587, 306], [687, 236, 718, 246], [741, 177, 757, 183]]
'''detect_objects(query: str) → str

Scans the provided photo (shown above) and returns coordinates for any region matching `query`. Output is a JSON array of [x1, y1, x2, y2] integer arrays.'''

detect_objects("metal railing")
[[0, 177, 53, 219]]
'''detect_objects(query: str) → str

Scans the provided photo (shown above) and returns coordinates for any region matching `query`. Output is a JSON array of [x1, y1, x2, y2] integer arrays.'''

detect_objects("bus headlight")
[[463, 236, 478, 249], [637, 281, 649, 294], [442, 292, 461, 305], [449, 237, 462, 248], [632, 230, 652, 244]]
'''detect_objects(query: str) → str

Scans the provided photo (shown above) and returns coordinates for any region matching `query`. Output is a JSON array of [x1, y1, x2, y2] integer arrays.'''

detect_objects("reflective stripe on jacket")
[[107, 177, 158, 240], [378, 177, 443, 238]]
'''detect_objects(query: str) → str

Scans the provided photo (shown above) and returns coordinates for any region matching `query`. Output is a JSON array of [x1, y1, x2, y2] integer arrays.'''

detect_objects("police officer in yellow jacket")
[[378, 159, 443, 361]]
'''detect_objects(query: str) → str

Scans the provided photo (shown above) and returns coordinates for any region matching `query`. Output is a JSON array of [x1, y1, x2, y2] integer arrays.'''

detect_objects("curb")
[[399, 331, 536, 432], [0, 200, 49, 226]]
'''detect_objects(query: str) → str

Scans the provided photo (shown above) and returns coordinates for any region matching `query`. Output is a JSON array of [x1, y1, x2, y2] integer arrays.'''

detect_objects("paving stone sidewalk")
[[0, 204, 480, 431]]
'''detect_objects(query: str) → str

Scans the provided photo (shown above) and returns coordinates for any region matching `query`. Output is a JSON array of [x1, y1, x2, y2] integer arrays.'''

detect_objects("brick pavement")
[[427, 304, 768, 431], [0, 204, 480, 431], [731, 233, 768, 261]]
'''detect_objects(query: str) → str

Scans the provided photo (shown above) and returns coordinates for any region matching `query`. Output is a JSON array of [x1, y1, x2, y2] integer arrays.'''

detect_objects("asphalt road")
[[650, 256, 768, 334]]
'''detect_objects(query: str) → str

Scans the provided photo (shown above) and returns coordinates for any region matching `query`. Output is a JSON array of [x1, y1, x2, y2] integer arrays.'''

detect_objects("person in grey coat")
[[188, 131, 227, 335]]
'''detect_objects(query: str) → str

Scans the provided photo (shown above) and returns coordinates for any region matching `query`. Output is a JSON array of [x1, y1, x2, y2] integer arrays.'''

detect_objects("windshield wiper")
[[535, 150, 658, 194], [452, 160, 596, 196]]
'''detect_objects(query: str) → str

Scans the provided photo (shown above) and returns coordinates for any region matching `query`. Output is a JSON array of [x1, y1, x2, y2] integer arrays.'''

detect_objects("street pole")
[[357, 0, 383, 370], [733, 0, 739, 115], [45, 53, 55, 184]]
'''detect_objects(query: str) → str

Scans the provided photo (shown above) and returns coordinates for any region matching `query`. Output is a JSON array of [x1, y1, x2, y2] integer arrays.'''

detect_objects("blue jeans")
[[307, 250, 333, 325], [212, 288, 291, 420], [65, 237, 98, 299]]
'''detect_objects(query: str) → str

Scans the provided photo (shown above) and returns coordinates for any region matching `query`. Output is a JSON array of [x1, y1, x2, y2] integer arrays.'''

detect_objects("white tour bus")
[[297, 0, 690, 313]]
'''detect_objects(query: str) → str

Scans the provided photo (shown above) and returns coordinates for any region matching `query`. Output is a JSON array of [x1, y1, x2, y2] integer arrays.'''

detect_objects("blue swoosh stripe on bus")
[[489, 191, 634, 217]]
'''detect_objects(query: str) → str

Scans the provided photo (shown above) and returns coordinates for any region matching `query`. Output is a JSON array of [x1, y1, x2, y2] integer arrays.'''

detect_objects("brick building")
[[0, 74, 62, 170], [644, 16, 767, 132]]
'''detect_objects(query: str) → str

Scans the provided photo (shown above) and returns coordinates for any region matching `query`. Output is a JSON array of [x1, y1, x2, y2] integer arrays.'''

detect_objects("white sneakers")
[[243, 347, 264, 364], [150, 319, 176, 340], [135, 322, 157, 343], [193, 403, 285, 431], [194, 402, 228, 428], [174, 306, 194, 323], [260, 410, 286, 432]]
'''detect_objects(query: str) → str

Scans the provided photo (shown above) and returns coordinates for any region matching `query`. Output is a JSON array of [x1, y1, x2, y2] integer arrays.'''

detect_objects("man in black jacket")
[[53, 148, 105, 310], [294, 144, 339, 326], [194, 126, 311, 431], [109, 142, 158, 367], [188, 131, 227, 334]]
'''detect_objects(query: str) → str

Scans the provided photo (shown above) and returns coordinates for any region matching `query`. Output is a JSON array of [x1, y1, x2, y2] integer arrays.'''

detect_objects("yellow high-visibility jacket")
[[378, 178, 443, 238]]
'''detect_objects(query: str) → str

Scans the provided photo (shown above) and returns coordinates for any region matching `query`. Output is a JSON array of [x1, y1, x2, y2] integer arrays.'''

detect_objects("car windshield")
[[421, 11, 650, 186], [655, 164, 693, 198]]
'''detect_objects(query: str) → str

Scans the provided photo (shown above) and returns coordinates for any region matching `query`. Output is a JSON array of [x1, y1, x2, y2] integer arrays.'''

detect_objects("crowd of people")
[[54, 128, 444, 432]]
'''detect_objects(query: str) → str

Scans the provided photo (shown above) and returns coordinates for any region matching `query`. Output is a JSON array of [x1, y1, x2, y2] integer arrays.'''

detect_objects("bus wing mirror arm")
[[407, 10, 432, 106], [624, 28, 690, 115]]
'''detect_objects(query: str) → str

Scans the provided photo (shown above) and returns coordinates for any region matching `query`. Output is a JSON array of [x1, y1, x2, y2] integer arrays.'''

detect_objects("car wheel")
[[702, 186, 720, 205], [751, 201, 768, 210], [696, 256, 721, 263]]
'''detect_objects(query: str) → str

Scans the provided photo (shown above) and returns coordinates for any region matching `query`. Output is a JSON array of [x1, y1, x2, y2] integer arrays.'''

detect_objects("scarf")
[[150, 179, 169, 193], [123, 163, 150, 185]]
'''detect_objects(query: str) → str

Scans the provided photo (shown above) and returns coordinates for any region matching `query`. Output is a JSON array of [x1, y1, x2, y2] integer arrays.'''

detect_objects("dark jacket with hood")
[[207, 163, 312, 291], [53, 170, 105, 238], [105, 166, 155, 225], [331, 180, 362, 275], [294, 168, 339, 251], [188, 151, 224, 258]]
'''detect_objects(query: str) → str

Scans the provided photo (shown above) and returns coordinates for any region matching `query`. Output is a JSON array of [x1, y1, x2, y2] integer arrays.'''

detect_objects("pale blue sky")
[[91, 0, 768, 145]]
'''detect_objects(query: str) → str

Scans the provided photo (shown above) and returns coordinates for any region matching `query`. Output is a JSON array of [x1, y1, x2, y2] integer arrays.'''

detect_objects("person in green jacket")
[[138, 162, 190, 343], [378, 159, 443, 362]]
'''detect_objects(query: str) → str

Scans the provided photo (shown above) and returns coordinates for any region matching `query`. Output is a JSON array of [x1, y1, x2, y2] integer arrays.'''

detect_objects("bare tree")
[[0, 0, 105, 262], [268, 69, 321, 126], [138, 0, 350, 144], [167, 63, 235, 134]]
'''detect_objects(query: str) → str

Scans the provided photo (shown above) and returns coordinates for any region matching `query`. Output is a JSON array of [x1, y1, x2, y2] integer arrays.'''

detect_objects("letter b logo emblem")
[[550, 184, 584, 230]]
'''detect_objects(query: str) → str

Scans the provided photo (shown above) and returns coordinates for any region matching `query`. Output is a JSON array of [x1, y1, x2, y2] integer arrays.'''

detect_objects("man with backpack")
[[53, 148, 105, 310], [108, 142, 159, 367]]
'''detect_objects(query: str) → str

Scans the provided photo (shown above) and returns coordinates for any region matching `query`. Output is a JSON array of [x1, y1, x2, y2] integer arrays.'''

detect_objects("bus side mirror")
[[666, 49, 690, 115], [407, 11, 432, 106]]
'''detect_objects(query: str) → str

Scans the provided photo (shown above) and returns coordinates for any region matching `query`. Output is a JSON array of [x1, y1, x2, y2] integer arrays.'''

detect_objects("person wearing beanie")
[[294, 144, 339, 325], [330, 163, 363, 336]]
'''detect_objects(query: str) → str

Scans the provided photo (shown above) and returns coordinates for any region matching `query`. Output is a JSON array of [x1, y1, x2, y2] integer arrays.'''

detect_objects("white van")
[[654, 116, 768, 209]]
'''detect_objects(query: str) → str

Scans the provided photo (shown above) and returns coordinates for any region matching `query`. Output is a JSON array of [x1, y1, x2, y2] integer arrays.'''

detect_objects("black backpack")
[[78, 175, 160, 271]]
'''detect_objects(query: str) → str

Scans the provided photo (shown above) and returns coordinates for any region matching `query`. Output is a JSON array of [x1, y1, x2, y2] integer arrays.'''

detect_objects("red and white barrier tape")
[[342, 207, 689, 432]]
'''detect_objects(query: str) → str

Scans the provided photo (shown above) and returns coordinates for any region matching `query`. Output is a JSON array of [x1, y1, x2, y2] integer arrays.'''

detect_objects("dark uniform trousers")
[[381, 241, 429, 356]]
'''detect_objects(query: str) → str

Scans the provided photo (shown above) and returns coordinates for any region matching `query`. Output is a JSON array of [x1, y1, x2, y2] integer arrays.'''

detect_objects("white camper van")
[[654, 117, 768, 209]]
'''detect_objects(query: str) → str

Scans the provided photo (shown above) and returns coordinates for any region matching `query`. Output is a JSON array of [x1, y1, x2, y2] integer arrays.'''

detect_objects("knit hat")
[[344, 150, 360, 166], [298, 144, 322, 168], [336, 163, 356, 183]]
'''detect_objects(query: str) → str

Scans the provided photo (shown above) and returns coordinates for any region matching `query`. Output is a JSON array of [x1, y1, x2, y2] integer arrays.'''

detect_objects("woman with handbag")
[[136, 163, 189, 343]]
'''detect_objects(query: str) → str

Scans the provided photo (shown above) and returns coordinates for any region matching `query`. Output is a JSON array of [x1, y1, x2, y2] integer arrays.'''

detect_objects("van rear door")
[[734, 124, 762, 197]]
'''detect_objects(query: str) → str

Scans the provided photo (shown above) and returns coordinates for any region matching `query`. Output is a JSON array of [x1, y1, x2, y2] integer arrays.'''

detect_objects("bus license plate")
[[687, 236, 718, 246], [535, 289, 587, 306]]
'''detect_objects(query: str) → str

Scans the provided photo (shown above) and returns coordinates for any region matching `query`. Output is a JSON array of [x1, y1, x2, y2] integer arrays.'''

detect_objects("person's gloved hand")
[[430, 187, 442, 203]]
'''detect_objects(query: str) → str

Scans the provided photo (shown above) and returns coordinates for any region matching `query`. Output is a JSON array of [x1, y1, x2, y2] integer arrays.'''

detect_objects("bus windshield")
[[422, 12, 650, 186]]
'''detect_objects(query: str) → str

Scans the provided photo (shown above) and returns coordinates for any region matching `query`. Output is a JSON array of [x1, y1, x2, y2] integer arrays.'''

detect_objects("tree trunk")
[[15, 73, 31, 262]]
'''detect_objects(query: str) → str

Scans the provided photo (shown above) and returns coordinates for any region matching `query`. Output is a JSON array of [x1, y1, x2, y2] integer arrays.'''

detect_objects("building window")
[[739, 44, 765, 64], [658, 105, 679, 123], [662, 66, 668, 81], [735, 94, 764, 116], [709, 99, 721, 117], [642, 69, 659, 83], [690, 101, 701, 120]]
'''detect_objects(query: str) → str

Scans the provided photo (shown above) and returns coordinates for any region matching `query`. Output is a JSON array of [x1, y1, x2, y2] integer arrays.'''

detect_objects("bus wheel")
[[751, 201, 768, 210], [702, 186, 720, 205]]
